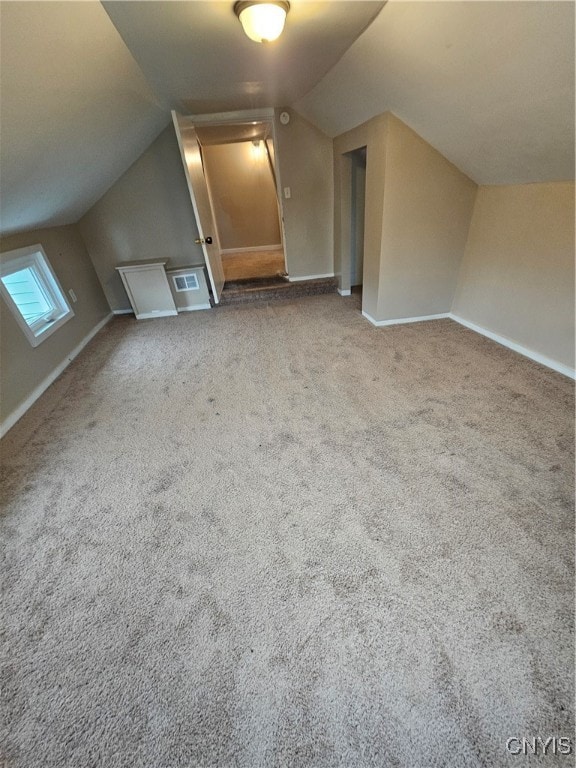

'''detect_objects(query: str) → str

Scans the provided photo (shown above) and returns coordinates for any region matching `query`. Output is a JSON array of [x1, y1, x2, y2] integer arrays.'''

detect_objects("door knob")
[[194, 236, 213, 245]]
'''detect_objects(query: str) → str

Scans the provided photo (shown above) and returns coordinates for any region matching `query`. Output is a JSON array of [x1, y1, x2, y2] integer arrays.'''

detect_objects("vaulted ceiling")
[[0, 1, 573, 237], [0, 2, 168, 236], [102, 1, 384, 114], [295, 1, 575, 185]]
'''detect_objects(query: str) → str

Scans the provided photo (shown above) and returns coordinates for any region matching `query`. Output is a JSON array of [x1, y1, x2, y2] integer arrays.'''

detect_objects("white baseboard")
[[449, 314, 575, 379], [359, 308, 574, 379], [177, 303, 211, 312], [362, 311, 450, 327], [221, 245, 282, 254], [288, 273, 335, 282], [1, 313, 113, 438], [338, 289, 352, 296], [136, 310, 178, 320], [113, 309, 133, 315]]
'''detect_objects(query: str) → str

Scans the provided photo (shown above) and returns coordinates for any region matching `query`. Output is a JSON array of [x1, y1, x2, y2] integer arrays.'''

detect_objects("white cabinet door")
[[117, 264, 177, 320]]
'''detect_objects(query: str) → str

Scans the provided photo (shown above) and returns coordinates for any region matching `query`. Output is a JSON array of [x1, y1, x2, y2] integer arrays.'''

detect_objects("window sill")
[[29, 309, 74, 347]]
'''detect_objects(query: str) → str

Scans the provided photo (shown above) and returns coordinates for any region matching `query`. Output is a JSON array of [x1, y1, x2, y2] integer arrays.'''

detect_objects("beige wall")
[[83, 114, 334, 295], [79, 125, 203, 312], [0, 225, 110, 426], [377, 115, 477, 320], [452, 182, 575, 370], [274, 109, 334, 279], [333, 113, 476, 321], [202, 142, 281, 250], [333, 113, 573, 374]]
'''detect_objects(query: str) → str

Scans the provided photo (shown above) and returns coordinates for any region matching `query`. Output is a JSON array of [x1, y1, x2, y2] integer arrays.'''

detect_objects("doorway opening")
[[347, 146, 366, 297], [194, 121, 286, 283]]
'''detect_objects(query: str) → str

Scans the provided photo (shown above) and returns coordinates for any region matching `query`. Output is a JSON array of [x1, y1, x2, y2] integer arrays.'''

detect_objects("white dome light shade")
[[234, 2, 290, 43]]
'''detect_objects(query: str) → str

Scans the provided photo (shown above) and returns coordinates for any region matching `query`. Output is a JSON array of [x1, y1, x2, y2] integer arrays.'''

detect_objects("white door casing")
[[171, 111, 225, 304]]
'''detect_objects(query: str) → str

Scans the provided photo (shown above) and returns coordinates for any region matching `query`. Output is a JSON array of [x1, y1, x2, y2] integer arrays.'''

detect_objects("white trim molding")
[[338, 289, 352, 296], [0, 243, 75, 348], [177, 303, 212, 312], [359, 308, 575, 379], [113, 309, 133, 315], [1, 313, 113, 438], [362, 311, 450, 327], [186, 108, 275, 124], [449, 314, 575, 379], [288, 273, 335, 282], [134, 310, 178, 320]]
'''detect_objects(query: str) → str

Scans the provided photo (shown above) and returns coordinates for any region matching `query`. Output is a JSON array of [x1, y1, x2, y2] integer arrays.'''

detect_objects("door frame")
[[172, 111, 225, 303], [337, 145, 368, 296], [349, 147, 367, 289], [180, 108, 288, 276]]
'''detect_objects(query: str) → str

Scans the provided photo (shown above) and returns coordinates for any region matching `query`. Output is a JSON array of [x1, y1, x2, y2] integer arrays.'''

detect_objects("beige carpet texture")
[[1, 293, 574, 767]]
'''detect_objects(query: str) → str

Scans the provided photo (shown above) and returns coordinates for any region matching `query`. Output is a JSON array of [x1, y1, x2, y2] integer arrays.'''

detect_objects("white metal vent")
[[173, 273, 199, 292]]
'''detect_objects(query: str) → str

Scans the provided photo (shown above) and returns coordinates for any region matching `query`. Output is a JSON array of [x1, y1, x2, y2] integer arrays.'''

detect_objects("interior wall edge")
[[78, 124, 204, 312], [361, 311, 450, 327], [451, 181, 575, 371], [287, 273, 334, 282], [362, 308, 575, 379], [449, 313, 576, 380], [376, 113, 478, 321], [274, 108, 334, 280], [0, 313, 114, 438]]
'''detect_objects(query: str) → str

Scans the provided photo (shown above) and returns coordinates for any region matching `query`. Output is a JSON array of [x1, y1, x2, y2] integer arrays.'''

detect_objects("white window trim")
[[0, 244, 74, 347]]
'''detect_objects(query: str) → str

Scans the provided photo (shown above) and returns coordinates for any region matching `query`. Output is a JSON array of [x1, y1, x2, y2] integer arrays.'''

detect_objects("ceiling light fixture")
[[234, 1, 290, 43]]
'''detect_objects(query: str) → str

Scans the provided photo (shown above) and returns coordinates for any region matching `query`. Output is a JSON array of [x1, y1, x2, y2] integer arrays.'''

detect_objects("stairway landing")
[[217, 275, 337, 306]]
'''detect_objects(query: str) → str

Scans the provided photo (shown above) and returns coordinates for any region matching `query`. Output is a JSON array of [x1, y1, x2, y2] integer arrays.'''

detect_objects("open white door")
[[171, 111, 225, 304]]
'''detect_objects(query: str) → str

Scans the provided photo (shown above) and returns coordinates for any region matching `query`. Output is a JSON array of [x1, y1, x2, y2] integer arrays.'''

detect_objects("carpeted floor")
[[1, 293, 574, 767]]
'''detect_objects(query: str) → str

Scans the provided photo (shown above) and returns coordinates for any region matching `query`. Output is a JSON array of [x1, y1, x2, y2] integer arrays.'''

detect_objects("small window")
[[0, 244, 74, 347]]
